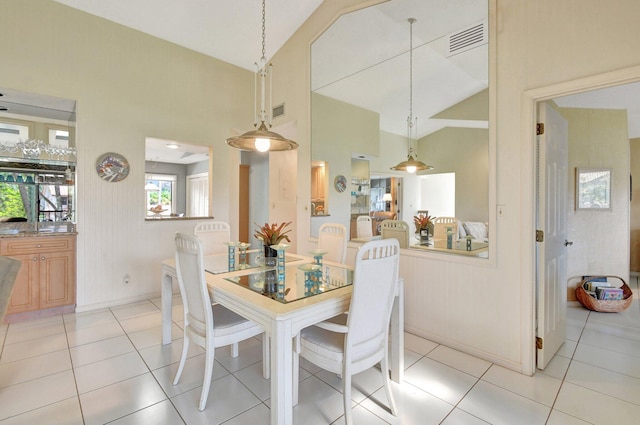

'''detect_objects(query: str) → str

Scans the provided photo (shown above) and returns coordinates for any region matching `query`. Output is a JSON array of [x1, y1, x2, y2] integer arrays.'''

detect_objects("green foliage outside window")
[[0, 185, 27, 217]]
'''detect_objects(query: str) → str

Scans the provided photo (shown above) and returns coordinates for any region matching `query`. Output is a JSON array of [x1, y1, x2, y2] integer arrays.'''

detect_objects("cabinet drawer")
[[1, 236, 75, 255]]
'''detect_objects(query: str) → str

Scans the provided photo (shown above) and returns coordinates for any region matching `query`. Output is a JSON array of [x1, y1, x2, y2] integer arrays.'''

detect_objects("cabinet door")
[[39, 251, 75, 309], [5, 254, 39, 314]]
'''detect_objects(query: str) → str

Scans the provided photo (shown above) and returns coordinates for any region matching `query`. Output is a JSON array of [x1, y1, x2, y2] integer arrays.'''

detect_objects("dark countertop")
[[0, 231, 77, 238]]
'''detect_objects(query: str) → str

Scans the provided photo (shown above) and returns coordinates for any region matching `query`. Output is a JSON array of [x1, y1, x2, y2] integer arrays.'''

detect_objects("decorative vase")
[[263, 244, 278, 267], [419, 228, 430, 244]]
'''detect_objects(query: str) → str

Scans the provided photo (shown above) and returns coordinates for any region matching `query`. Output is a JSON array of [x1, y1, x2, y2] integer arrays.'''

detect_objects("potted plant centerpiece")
[[413, 213, 434, 244], [254, 221, 292, 265]]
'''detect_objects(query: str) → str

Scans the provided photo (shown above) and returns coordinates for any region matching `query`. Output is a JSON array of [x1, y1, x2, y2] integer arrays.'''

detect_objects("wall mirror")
[[576, 168, 612, 210], [0, 87, 77, 229], [310, 0, 491, 258], [144, 137, 212, 219]]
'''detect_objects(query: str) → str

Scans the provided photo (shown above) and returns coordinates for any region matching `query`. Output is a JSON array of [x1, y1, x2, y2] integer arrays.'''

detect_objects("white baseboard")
[[75, 291, 163, 313]]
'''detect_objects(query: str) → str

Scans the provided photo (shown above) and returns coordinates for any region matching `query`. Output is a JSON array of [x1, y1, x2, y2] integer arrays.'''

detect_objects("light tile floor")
[[0, 276, 638, 425]]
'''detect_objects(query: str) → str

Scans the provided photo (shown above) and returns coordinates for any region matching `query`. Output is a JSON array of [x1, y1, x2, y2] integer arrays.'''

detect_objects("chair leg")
[[381, 351, 398, 416], [172, 333, 190, 385], [343, 368, 353, 425], [230, 342, 239, 358], [293, 334, 300, 406], [199, 338, 215, 411]]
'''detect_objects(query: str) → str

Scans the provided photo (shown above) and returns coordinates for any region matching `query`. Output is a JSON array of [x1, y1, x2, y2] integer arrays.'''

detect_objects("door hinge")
[[536, 337, 543, 349], [536, 122, 544, 135], [536, 230, 544, 242]]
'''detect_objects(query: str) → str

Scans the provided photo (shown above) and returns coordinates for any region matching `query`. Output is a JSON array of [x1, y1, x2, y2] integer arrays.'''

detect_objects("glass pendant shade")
[[390, 154, 432, 173], [391, 17, 432, 173], [225, 121, 298, 152]]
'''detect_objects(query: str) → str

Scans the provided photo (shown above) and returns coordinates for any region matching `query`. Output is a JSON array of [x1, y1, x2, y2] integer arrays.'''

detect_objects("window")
[[145, 173, 176, 216]]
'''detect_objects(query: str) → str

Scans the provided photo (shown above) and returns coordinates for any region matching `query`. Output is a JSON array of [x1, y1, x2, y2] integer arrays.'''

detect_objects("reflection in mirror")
[[0, 87, 77, 232], [145, 137, 211, 219], [311, 160, 328, 216], [311, 0, 490, 257]]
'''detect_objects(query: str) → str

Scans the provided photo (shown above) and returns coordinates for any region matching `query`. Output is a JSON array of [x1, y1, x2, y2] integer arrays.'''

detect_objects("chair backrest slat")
[[346, 239, 399, 361], [318, 223, 347, 263], [380, 220, 410, 248], [433, 217, 458, 241], [356, 215, 373, 239], [194, 221, 231, 255], [175, 233, 214, 343]]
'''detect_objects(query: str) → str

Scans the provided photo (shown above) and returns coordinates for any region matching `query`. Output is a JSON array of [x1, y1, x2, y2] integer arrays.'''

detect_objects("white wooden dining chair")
[[318, 222, 347, 263], [0, 256, 22, 323], [433, 216, 458, 241], [193, 220, 231, 255], [294, 238, 400, 425], [380, 219, 410, 248], [193, 220, 244, 356], [172, 233, 268, 411], [356, 215, 373, 239]]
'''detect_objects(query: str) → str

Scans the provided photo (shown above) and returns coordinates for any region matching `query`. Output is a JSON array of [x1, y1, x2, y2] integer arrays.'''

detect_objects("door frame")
[[521, 64, 640, 373]]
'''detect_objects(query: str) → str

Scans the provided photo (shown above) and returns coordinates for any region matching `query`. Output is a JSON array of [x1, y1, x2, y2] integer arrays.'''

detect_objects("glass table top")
[[202, 249, 300, 275], [223, 261, 354, 303]]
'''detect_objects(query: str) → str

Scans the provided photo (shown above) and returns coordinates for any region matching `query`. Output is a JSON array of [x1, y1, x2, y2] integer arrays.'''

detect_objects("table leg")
[[270, 318, 294, 425], [161, 269, 174, 345], [390, 277, 404, 383]]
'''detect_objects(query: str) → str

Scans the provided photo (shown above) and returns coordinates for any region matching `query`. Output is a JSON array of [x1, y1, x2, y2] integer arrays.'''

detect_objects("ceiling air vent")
[[272, 103, 285, 119], [447, 20, 487, 57]]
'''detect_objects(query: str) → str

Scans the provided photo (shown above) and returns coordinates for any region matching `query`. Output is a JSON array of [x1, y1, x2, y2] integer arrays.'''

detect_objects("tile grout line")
[[61, 313, 88, 425], [107, 303, 189, 425], [543, 309, 591, 425]]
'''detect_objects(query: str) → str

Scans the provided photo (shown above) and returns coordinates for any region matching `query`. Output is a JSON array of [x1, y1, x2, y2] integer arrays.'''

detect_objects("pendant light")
[[225, 0, 298, 152], [391, 18, 432, 173]]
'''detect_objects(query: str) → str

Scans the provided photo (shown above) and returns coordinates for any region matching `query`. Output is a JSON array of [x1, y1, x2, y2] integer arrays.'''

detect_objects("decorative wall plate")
[[96, 152, 130, 182], [334, 175, 347, 192]]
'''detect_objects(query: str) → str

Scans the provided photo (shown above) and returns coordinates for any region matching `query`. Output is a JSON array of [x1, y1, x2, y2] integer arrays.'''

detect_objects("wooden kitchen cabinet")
[[1, 235, 76, 315]]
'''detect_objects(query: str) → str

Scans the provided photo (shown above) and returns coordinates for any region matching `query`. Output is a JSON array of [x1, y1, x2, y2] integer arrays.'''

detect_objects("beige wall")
[[420, 127, 489, 222], [560, 107, 630, 299], [630, 138, 640, 271], [310, 92, 380, 235], [0, 0, 254, 309]]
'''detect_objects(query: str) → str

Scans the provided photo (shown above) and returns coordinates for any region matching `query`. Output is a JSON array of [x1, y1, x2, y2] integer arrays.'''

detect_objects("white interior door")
[[536, 101, 569, 370], [187, 173, 208, 217]]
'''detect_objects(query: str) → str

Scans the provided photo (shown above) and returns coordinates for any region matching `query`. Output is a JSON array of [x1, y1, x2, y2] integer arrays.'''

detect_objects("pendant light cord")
[[408, 18, 416, 156], [261, 0, 267, 63]]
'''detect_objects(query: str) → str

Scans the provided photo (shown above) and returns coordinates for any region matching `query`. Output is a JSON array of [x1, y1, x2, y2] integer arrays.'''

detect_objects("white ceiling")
[[52, 0, 324, 72], [311, 0, 489, 139], [145, 137, 209, 165], [0, 87, 76, 122]]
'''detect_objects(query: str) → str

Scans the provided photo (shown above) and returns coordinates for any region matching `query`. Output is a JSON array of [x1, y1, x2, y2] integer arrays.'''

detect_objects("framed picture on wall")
[[576, 168, 611, 210]]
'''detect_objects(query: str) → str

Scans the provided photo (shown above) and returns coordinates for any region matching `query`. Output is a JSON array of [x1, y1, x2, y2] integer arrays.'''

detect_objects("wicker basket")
[[575, 275, 633, 313]]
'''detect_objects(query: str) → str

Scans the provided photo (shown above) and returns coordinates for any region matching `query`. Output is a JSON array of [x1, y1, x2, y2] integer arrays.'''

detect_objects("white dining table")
[[160, 252, 404, 425]]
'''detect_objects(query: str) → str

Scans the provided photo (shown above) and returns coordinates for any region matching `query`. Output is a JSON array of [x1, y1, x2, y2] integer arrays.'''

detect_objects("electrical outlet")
[[123, 274, 130, 285]]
